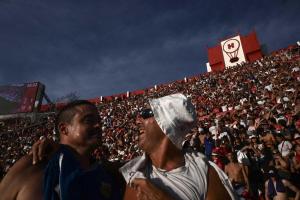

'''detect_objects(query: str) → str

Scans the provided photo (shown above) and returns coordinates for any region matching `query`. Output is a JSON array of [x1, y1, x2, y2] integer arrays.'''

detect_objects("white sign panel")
[[221, 35, 246, 68], [206, 62, 212, 72]]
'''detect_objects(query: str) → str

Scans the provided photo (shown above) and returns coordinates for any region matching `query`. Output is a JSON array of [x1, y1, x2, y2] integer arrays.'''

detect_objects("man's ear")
[[58, 123, 69, 136]]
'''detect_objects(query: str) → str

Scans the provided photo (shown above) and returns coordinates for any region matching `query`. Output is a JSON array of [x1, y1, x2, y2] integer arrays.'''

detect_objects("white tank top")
[[120, 152, 237, 200]]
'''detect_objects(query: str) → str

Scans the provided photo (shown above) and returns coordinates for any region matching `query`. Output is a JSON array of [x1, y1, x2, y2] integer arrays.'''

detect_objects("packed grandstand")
[[0, 43, 299, 199]]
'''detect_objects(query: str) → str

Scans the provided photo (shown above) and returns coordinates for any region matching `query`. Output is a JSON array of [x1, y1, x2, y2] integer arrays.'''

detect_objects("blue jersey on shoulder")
[[43, 145, 122, 200]]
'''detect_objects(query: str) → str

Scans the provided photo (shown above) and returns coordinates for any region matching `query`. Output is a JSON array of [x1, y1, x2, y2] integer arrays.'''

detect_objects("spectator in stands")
[[276, 134, 293, 159], [292, 144, 300, 172], [42, 100, 122, 200], [294, 133, 300, 145], [260, 129, 276, 150], [264, 169, 300, 200], [189, 131, 201, 152], [291, 144, 300, 187], [1, 44, 299, 199], [0, 100, 123, 200], [120, 93, 236, 200], [225, 151, 250, 199], [0, 114, 55, 179], [211, 148, 226, 171], [204, 131, 214, 159]]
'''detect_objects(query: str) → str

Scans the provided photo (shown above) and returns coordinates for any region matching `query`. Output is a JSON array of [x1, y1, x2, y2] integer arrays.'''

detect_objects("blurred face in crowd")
[[136, 108, 165, 153], [60, 105, 102, 153], [220, 141, 226, 148], [295, 145, 300, 155], [284, 133, 292, 141], [296, 121, 300, 133], [212, 154, 218, 162], [240, 132, 247, 141], [275, 135, 283, 143], [250, 137, 258, 144], [234, 138, 241, 146], [273, 151, 281, 160], [226, 152, 233, 162]]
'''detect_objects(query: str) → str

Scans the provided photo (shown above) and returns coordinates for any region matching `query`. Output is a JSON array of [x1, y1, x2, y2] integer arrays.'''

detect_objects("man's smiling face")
[[64, 104, 102, 151]]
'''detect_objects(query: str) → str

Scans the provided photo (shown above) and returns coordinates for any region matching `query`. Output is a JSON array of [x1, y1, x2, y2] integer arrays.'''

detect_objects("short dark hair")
[[231, 151, 238, 163], [55, 100, 97, 134]]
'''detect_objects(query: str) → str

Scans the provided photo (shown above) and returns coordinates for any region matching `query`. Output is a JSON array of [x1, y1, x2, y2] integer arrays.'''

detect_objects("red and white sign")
[[221, 35, 246, 68], [207, 31, 263, 72]]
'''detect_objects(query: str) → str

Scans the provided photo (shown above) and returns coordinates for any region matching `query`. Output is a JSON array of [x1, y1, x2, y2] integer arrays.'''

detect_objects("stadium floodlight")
[[297, 41, 300, 46]]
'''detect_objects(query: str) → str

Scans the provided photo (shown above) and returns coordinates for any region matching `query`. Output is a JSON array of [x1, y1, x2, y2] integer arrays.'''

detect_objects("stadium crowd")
[[0, 45, 299, 199], [0, 114, 56, 178]]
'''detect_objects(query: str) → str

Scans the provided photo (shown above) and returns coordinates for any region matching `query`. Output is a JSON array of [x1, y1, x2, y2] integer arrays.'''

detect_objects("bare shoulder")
[[0, 154, 33, 199], [264, 180, 269, 187], [224, 163, 231, 173], [0, 154, 45, 200], [226, 163, 234, 168], [123, 185, 138, 200], [206, 166, 232, 200], [282, 179, 292, 187]]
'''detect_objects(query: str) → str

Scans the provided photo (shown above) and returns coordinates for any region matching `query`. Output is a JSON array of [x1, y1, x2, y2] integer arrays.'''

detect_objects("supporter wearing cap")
[[249, 134, 262, 153], [249, 135, 257, 139], [294, 133, 300, 145], [249, 134, 258, 145], [120, 93, 237, 200], [211, 147, 226, 171], [219, 139, 231, 155]]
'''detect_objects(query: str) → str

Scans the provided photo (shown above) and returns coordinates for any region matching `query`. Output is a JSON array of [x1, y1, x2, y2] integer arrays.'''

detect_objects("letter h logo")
[[227, 43, 234, 49]]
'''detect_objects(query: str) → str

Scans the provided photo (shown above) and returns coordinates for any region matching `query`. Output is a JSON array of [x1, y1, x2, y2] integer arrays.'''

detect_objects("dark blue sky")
[[0, 0, 299, 100]]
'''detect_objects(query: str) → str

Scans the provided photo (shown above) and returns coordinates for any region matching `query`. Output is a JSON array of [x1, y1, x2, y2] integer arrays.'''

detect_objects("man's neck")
[[60, 143, 92, 169], [148, 139, 185, 171]]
